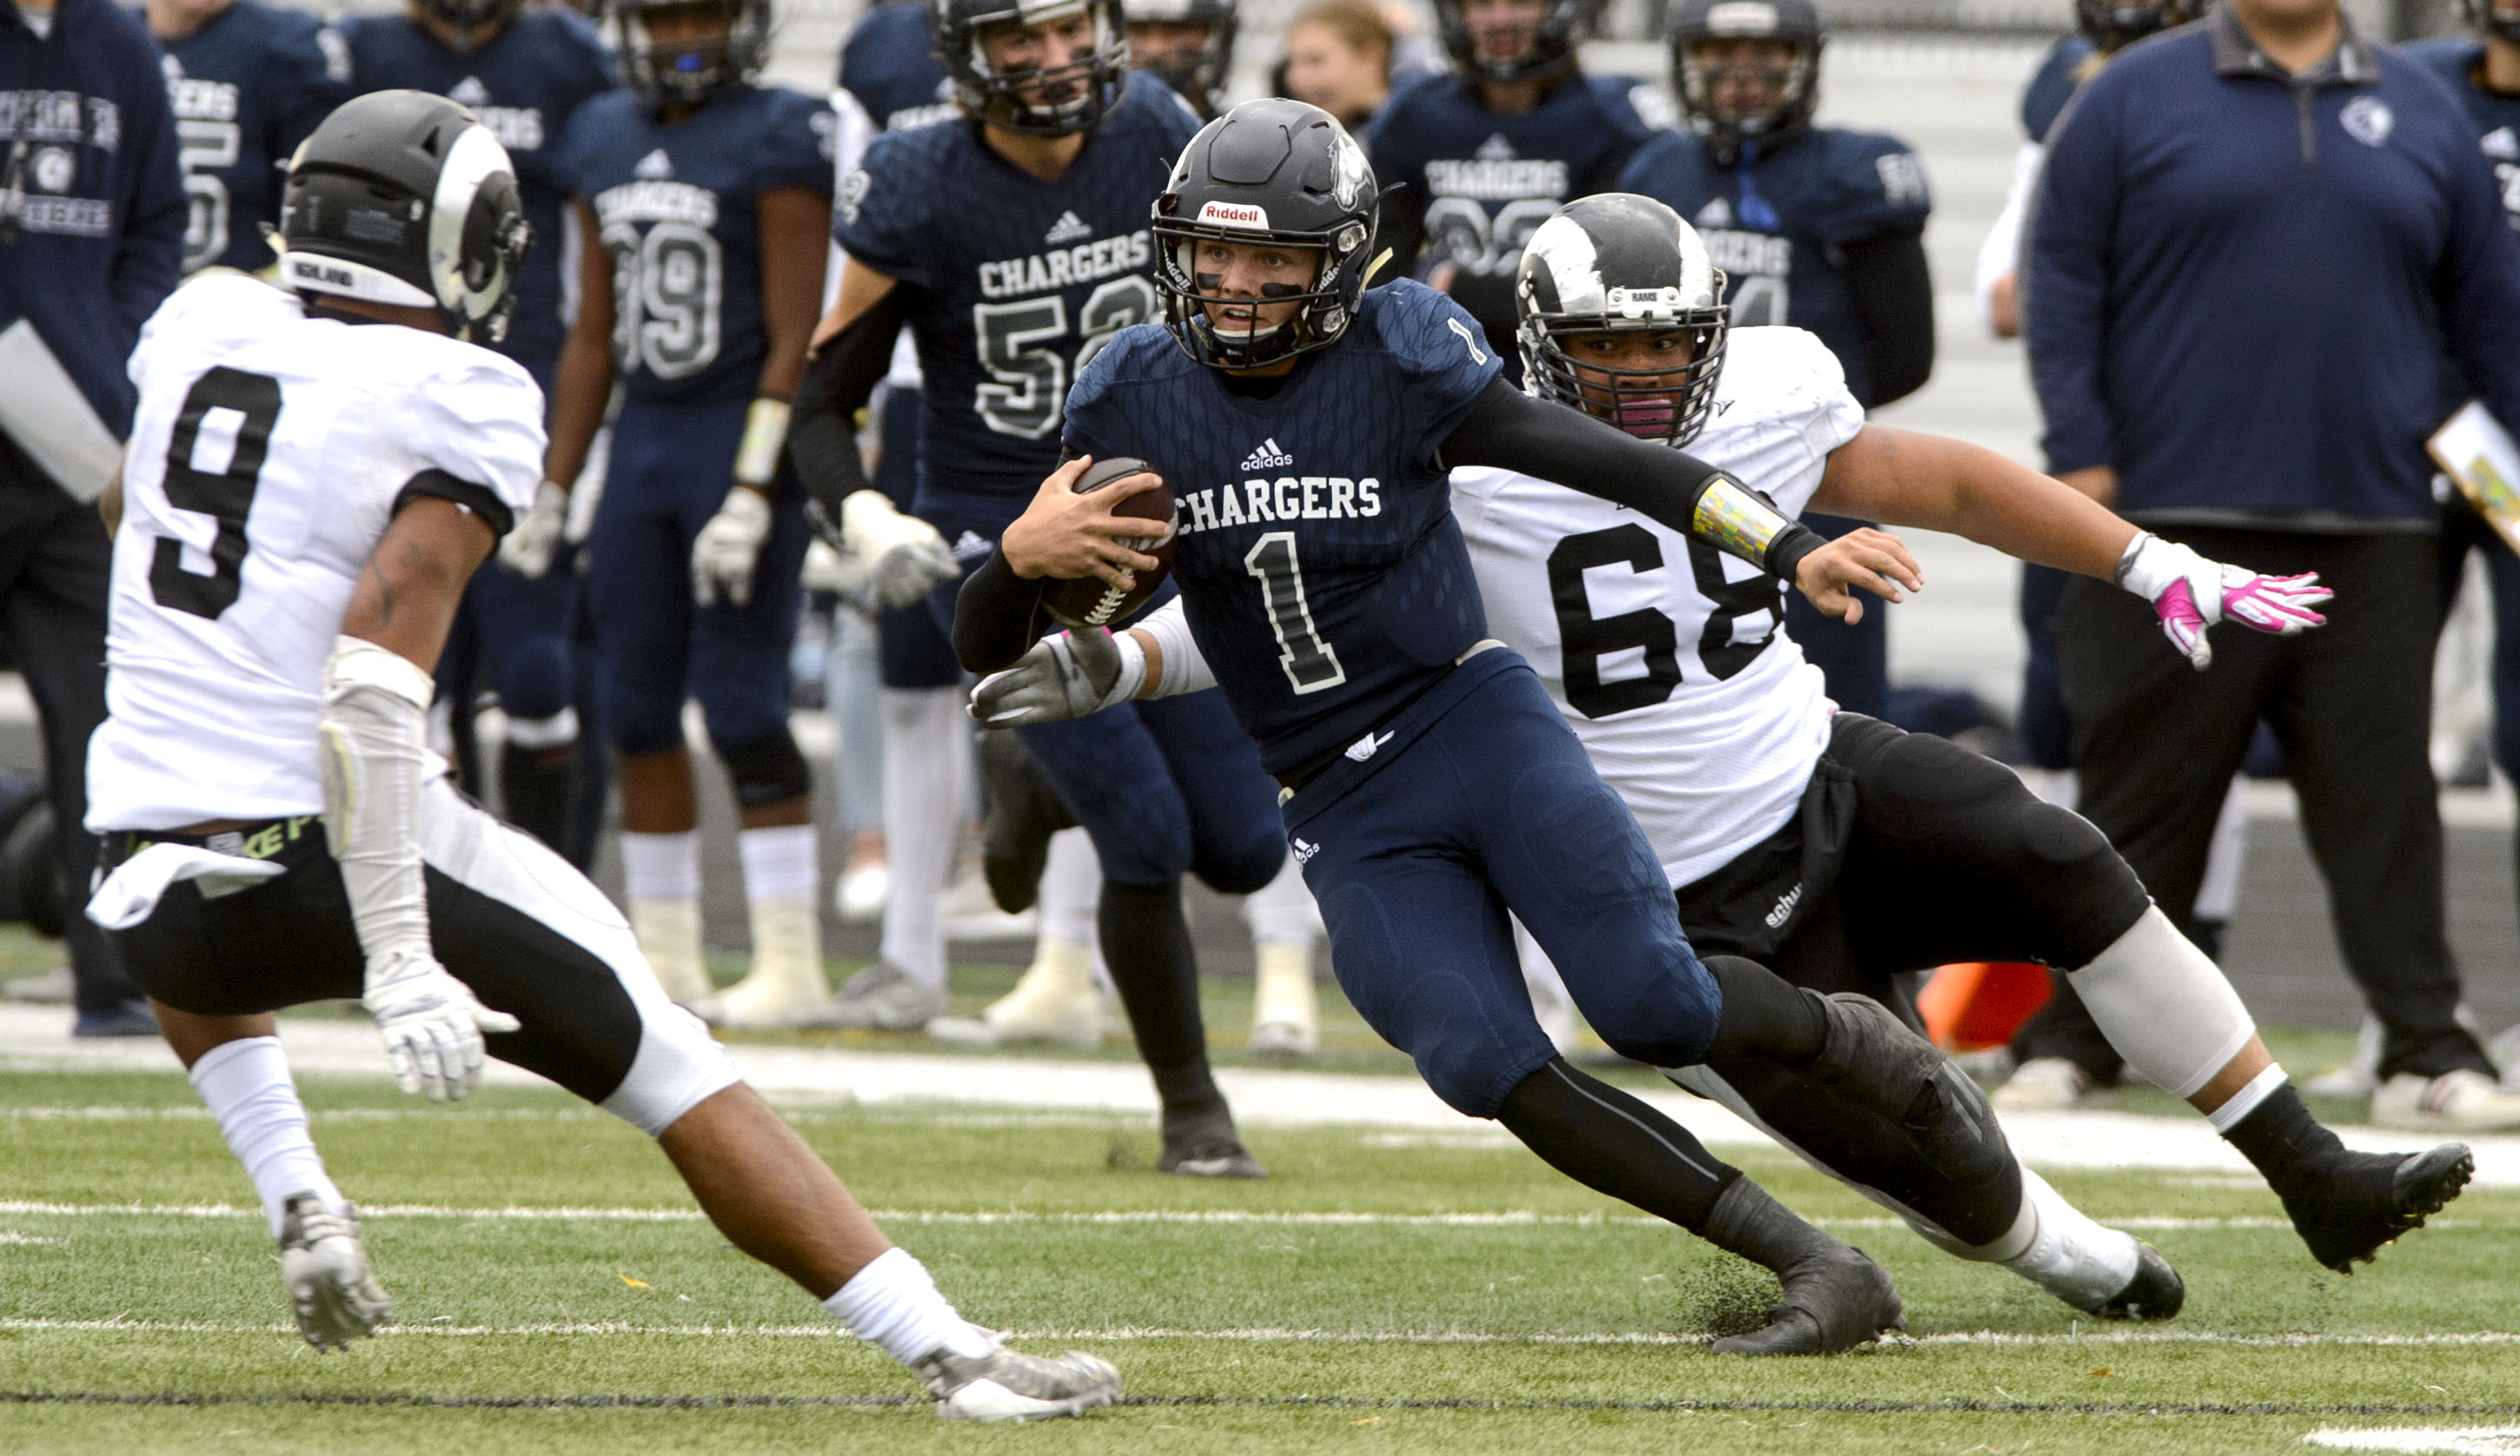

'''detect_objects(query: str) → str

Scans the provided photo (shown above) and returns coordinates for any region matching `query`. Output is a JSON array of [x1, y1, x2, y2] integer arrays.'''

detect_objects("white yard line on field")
[[8, 1003, 2519, 1185]]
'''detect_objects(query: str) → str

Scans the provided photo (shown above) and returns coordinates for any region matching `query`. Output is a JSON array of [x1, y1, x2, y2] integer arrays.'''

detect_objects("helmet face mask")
[[1517, 195, 1728, 448], [278, 90, 530, 345], [1151, 99, 1378, 371], [933, 0, 1131, 137], [1434, 0, 1592, 85], [1122, 0, 1237, 115], [2074, 0, 2200, 50], [414, 0, 527, 50], [1668, 0, 1822, 165], [605, 0, 771, 110]]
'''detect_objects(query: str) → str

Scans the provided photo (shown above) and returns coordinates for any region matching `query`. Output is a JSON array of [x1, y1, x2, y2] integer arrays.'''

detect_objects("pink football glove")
[[2116, 533, 2332, 671]]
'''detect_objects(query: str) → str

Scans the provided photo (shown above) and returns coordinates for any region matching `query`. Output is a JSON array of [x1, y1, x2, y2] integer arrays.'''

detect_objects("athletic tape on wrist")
[[733, 397, 792, 486]]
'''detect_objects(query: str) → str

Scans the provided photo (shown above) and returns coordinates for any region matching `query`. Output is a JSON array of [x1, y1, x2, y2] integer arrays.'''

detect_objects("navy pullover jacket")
[[1, 0, 183, 445], [2026, 6, 2520, 527]]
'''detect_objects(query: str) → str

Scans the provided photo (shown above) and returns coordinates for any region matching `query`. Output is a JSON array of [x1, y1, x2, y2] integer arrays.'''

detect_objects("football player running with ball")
[[85, 92, 1122, 1420], [991, 191, 2479, 1287], [959, 100, 2025, 1355], [542, 0, 835, 1023], [789, 0, 1281, 1176]]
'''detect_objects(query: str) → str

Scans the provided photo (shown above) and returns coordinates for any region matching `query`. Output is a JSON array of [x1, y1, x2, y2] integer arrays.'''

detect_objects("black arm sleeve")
[[1839, 228, 1934, 409], [1373, 183, 1428, 285], [1439, 380, 1824, 580], [786, 281, 921, 538], [952, 544, 1054, 674]]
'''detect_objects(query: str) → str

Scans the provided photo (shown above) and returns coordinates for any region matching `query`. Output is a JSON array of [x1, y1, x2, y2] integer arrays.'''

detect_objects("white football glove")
[[2115, 532, 2332, 671], [361, 947, 519, 1102], [692, 486, 773, 607], [840, 489, 962, 608], [801, 538, 875, 599], [969, 628, 1145, 725], [499, 481, 569, 579]]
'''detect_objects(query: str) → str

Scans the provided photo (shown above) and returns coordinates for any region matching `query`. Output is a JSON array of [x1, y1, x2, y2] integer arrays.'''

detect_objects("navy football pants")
[[1285, 654, 1723, 1116], [587, 396, 812, 760]]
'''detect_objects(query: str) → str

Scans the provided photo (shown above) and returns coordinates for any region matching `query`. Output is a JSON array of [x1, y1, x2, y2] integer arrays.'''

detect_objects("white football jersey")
[[1451, 327, 1866, 888], [87, 273, 544, 832]]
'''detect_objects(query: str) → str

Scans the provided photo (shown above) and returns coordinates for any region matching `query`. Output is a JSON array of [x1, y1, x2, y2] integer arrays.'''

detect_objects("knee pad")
[[492, 636, 574, 723], [603, 1000, 741, 1136], [720, 728, 812, 809]]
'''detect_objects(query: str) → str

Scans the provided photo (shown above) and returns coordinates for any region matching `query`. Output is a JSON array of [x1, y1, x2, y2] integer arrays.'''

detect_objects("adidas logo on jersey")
[[1474, 132, 1515, 162], [1290, 836, 1320, 865], [1043, 210, 1093, 244], [951, 529, 994, 563], [449, 75, 491, 106], [1695, 197, 1734, 228], [1240, 437, 1293, 472], [634, 148, 673, 180]]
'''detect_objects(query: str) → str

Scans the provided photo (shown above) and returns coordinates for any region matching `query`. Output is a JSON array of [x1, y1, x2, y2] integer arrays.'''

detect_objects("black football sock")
[[1494, 1059, 1738, 1232], [1098, 878, 1226, 1128], [1697, 955, 1831, 1068], [2223, 1084, 2343, 1186], [498, 741, 574, 855], [1711, 1060, 2026, 1248]]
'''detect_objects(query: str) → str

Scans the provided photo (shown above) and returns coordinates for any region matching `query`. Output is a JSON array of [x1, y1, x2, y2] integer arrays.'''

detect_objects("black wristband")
[[1762, 522, 1824, 584]]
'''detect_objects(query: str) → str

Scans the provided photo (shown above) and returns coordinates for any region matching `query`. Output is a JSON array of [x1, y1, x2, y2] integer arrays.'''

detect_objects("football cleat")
[[2276, 1142, 2473, 1273], [786, 960, 949, 1032], [279, 1192, 391, 1353], [912, 1343, 1123, 1422], [1808, 992, 2009, 1186], [1710, 1242, 1905, 1356], [2369, 1070, 2520, 1132], [1159, 1104, 1267, 1179], [1993, 1056, 2114, 1111], [2094, 1243, 2185, 1321]]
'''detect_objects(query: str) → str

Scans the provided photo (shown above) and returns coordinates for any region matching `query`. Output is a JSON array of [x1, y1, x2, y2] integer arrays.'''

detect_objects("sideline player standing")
[[1123, 0, 1235, 120], [1363, 0, 1660, 387], [86, 91, 1122, 1421], [144, 0, 348, 277], [1622, 0, 1930, 720], [544, 0, 836, 1022], [961, 99, 2023, 1354], [346, 0, 617, 860], [789, 0, 1281, 1175], [1016, 195, 2470, 1282]]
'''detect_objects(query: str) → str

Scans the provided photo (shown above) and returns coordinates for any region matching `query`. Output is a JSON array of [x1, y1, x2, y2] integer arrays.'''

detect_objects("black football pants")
[[0, 443, 141, 1013], [2031, 526, 2489, 1082]]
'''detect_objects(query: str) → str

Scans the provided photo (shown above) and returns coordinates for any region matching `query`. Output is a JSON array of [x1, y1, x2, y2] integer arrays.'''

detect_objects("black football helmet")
[[933, 0, 1131, 136], [277, 89, 529, 344], [1123, 0, 1237, 117], [604, 0, 772, 109], [1433, 0, 1594, 86], [1516, 195, 1728, 447], [2076, 0, 2202, 51], [1152, 98, 1377, 370], [1668, 0, 1823, 166]]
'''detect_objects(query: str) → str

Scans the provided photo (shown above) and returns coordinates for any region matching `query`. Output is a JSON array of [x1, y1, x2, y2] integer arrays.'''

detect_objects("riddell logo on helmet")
[[1197, 200, 1269, 229]]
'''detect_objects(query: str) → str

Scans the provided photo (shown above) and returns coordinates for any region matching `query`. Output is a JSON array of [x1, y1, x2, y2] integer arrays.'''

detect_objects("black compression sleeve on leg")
[[1097, 878, 1221, 1119], [1711, 1060, 2026, 1248], [1438, 381, 1824, 580], [1494, 1059, 1740, 1232], [1839, 229, 1934, 409], [1698, 954, 1831, 1068], [786, 283, 920, 534]]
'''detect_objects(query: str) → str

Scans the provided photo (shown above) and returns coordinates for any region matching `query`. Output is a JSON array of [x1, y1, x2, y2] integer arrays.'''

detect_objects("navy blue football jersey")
[[1363, 71, 1660, 377], [2407, 39, 2520, 234], [559, 85, 835, 407], [156, 0, 348, 274], [834, 70, 1202, 520], [345, 10, 618, 381], [1063, 281, 1504, 774], [840, 0, 956, 132], [1620, 126, 1929, 406], [2020, 34, 2096, 145]]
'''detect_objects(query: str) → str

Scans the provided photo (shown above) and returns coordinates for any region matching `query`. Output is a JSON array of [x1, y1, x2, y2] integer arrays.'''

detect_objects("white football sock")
[[1243, 850, 1322, 947], [738, 824, 819, 902], [1038, 827, 1100, 946], [2066, 906, 2258, 1100], [2209, 1063, 2291, 1134], [1513, 918, 1583, 1058], [2193, 775, 2250, 924], [505, 707, 579, 750], [879, 688, 963, 992], [823, 1247, 995, 1367], [710, 825, 825, 1018], [188, 1036, 343, 1239], [621, 830, 708, 1003]]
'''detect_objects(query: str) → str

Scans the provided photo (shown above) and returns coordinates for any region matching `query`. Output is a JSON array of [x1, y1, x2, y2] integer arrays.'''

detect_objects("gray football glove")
[[969, 629, 1145, 725]]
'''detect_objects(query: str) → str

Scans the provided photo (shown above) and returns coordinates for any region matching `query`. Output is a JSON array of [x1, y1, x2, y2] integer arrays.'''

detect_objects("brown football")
[[1039, 455, 1177, 631]]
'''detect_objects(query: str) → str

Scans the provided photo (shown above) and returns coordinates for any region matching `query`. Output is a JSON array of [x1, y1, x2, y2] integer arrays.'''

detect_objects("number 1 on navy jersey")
[[1243, 531, 1347, 695]]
